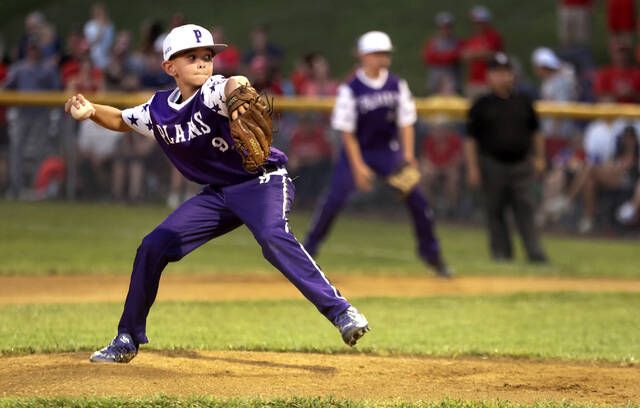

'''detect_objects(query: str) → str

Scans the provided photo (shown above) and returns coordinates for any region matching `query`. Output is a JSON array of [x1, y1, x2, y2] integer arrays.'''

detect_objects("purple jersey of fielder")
[[304, 68, 446, 274], [122, 75, 287, 186], [332, 68, 416, 152]]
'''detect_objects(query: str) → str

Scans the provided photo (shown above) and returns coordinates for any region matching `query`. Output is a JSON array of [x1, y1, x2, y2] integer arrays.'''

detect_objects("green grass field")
[[1, 293, 639, 362], [2, 201, 640, 278], [1, 201, 639, 407]]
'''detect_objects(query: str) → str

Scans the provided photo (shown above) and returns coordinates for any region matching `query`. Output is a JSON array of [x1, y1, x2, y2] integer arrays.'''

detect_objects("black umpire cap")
[[487, 52, 512, 70]]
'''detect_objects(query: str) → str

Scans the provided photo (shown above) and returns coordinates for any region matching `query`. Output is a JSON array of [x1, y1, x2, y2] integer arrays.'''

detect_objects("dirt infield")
[[2, 274, 640, 304], [1, 350, 638, 404]]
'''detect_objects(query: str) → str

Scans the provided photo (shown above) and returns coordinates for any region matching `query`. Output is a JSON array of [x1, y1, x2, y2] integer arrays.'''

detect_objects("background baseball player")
[[304, 31, 451, 278], [64, 24, 369, 363]]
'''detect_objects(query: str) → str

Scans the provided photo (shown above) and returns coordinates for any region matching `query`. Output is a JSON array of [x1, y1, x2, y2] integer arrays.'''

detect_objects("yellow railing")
[[0, 91, 639, 119]]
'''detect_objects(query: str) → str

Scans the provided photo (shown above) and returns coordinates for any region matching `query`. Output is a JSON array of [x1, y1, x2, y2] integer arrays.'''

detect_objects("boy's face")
[[360, 52, 391, 71], [163, 47, 214, 88]]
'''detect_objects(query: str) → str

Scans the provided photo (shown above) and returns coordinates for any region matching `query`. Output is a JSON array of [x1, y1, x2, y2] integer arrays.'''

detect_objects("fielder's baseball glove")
[[227, 85, 273, 173], [387, 163, 421, 195]]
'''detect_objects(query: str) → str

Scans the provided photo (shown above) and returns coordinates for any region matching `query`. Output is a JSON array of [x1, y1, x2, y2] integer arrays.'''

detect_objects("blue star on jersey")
[[127, 114, 139, 126], [145, 121, 153, 131]]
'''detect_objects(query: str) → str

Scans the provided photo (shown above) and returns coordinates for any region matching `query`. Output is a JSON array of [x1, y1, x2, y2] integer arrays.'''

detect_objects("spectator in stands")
[[16, 11, 46, 61], [290, 57, 310, 95], [102, 31, 155, 203], [38, 22, 62, 62], [538, 132, 587, 226], [133, 20, 173, 90], [66, 56, 104, 93], [83, 2, 115, 70], [64, 52, 120, 199], [139, 49, 172, 90], [104, 30, 140, 91], [617, 178, 640, 226], [557, 0, 592, 51], [153, 12, 185, 52], [287, 113, 334, 207], [248, 54, 284, 94], [530, 47, 580, 226], [422, 11, 462, 94], [594, 40, 640, 103], [300, 52, 338, 96], [59, 29, 90, 89], [112, 132, 156, 203], [242, 24, 283, 74], [607, 0, 636, 48], [421, 115, 463, 217], [211, 26, 240, 77], [76, 119, 123, 199], [3, 39, 61, 199], [533, 47, 577, 139], [578, 122, 640, 232], [461, 5, 504, 99]]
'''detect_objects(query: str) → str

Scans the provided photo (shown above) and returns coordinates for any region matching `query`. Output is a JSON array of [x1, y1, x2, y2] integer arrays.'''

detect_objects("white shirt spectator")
[[84, 19, 115, 69], [583, 118, 630, 164], [540, 65, 577, 138]]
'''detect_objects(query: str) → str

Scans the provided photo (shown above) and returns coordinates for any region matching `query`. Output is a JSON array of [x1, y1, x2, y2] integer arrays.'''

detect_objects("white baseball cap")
[[532, 47, 561, 70], [470, 5, 491, 22], [162, 24, 227, 61], [357, 31, 393, 55]]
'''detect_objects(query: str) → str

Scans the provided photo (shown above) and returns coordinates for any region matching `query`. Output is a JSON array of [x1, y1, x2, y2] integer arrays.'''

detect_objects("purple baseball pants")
[[117, 167, 350, 345], [304, 150, 443, 265]]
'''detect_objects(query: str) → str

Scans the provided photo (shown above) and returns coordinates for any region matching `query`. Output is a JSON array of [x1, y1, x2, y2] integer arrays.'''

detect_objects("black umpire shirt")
[[466, 91, 539, 163]]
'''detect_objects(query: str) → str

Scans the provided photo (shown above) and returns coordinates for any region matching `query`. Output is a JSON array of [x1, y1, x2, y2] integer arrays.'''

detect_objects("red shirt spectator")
[[463, 27, 503, 85], [607, 0, 636, 33], [290, 67, 309, 95], [594, 66, 640, 103], [423, 37, 461, 67], [596, 43, 640, 102], [422, 129, 463, 169], [289, 120, 333, 167], [65, 58, 104, 93], [214, 45, 240, 76]]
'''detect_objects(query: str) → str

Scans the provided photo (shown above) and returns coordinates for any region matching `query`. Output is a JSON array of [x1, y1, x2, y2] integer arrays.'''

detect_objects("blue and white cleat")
[[89, 333, 138, 363], [334, 306, 370, 347]]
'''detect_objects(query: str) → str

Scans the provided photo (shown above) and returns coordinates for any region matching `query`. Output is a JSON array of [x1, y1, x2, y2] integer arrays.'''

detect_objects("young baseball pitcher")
[[304, 31, 451, 278], [65, 24, 369, 363]]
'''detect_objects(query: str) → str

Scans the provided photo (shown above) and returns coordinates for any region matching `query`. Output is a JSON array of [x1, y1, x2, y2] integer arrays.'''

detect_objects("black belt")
[[262, 163, 279, 173]]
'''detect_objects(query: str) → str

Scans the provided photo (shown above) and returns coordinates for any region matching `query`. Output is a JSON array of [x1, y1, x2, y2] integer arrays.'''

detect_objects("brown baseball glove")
[[387, 163, 421, 195], [226, 85, 273, 172]]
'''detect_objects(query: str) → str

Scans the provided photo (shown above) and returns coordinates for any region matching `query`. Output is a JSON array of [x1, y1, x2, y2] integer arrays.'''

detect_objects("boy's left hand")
[[226, 85, 273, 172]]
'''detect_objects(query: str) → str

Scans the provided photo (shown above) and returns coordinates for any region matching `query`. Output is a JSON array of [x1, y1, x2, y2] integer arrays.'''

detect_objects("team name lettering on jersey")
[[154, 111, 212, 145], [357, 91, 398, 114]]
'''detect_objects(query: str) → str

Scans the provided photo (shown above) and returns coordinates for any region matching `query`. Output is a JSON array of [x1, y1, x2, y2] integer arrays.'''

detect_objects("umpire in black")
[[465, 52, 548, 263]]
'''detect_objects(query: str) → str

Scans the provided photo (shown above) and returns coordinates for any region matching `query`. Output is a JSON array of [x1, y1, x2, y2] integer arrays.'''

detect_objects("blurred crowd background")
[[1, 0, 640, 236]]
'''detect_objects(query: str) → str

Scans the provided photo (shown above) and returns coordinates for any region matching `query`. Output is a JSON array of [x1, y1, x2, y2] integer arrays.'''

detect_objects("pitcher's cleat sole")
[[343, 325, 370, 346]]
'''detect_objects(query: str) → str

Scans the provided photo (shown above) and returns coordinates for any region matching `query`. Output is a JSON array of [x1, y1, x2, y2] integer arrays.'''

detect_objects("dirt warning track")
[[2, 274, 640, 304], [1, 350, 638, 404]]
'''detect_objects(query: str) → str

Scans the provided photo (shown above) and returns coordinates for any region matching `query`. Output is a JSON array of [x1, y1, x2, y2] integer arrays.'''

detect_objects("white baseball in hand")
[[70, 101, 96, 120]]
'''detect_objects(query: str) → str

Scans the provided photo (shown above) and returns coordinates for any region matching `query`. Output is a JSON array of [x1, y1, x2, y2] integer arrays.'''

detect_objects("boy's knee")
[[254, 224, 287, 249], [139, 228, 176, 256]]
